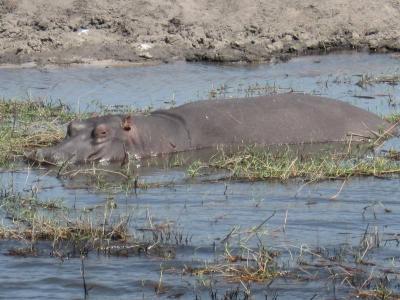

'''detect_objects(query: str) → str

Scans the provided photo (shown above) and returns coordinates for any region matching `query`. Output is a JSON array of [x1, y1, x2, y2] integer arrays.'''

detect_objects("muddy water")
[[1, 53, 400, 299]]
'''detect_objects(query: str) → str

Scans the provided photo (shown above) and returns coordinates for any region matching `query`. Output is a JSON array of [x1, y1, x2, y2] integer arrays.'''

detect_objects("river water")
[[1, 52, 400, 299]]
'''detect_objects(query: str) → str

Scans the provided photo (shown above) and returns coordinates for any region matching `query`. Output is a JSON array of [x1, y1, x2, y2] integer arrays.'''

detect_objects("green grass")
[[0, 98, 158, 168], [188, 146, 400, 182], [385, 113, 400, 124], [0, 99, 80, 167]]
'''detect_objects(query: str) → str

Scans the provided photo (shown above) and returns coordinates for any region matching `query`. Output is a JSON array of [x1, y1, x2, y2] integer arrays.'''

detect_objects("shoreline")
[[0, 48, 398, 70], [0, 59, 161, 69]]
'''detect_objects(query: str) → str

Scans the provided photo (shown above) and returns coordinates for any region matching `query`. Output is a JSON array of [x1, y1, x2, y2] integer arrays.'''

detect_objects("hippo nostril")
[[24, 149, 46, 162], [34, 149, 45, 161], [24, 149, 36, 160]]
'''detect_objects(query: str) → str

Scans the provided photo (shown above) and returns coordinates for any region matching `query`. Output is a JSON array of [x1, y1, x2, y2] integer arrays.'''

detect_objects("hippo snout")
[[24, 149, 40, 161], [25, 149, 52, 164], [25, 148, 75, 165]]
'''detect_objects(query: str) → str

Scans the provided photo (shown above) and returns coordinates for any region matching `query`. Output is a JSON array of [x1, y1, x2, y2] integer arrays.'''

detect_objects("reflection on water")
[[1, 53, 400, 299]]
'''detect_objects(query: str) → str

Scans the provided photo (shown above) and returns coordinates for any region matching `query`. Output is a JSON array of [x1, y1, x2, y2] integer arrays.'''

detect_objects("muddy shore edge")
[[1, 0, 400, 66]]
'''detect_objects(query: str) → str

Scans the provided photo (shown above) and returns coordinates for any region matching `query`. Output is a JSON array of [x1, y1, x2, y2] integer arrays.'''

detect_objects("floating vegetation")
[[297, 221, 400, 297], [207, 82, 293, 99], [184, 244, 284, 283], [356, 74, 400, 88], [0, 189, 129, 246], [178, 216, 400, 299], [385, 113, 400, 124], [94, 102, 154, 115], [0, 187, 186, 259], [355, 286, 400, 300]]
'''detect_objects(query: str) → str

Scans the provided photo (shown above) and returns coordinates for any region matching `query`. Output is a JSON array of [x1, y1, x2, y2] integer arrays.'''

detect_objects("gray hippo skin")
[[28, 93, 390, 164]]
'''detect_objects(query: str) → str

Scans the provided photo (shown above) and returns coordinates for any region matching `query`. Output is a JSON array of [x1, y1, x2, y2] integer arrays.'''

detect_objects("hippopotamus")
[[27, 93, 391, 164]]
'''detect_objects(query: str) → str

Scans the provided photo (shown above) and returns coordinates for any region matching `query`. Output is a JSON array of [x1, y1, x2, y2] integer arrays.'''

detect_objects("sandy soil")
[[1, 0, 400, 65]]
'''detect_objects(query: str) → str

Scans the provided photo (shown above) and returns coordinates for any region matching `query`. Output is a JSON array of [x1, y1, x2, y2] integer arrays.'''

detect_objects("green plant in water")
[[187, 160, 206, 177], [385, 113, 400, 124], [187, 146, 400, 181], [0, 188, 129, 249]]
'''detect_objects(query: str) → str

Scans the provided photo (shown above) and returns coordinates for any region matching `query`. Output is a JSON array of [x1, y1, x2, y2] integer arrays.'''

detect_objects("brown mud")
[[1, 0, 400, 66]]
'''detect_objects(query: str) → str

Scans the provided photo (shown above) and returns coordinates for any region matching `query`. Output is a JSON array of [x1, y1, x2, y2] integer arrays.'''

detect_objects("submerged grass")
[[180, 219, 400, 297], [0, 187, 184, 258], [186, 244, 284, 283], [0, 188, 128, 245]]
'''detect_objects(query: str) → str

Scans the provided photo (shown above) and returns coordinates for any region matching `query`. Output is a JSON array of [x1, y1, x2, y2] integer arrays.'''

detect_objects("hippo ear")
[[122, 115, 134, 131]]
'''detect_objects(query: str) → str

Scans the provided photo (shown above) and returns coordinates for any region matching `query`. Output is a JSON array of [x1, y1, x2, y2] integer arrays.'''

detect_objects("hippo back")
[[161, 93, 387, 149]]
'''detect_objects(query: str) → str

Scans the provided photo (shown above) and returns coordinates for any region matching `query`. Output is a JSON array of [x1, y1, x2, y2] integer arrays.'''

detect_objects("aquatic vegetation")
[[185, 244, 284, 283], [207, 82, 291, 99], [356, 74, 400, 88], [0, 99, 79, 167], [179, 216, 400, 299], [0, 189, 128, 245], [385, 113, 400, 124], [355, 285, 400, 300], [188, 146, 400, 182], [0, 187, 186, 259]]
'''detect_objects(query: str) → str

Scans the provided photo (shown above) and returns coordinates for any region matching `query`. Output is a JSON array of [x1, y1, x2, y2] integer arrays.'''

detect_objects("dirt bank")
[[1, 0, 400, 66]]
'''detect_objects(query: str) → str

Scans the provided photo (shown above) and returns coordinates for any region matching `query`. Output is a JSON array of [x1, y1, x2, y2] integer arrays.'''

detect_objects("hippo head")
[[27, 114, 138, 164]]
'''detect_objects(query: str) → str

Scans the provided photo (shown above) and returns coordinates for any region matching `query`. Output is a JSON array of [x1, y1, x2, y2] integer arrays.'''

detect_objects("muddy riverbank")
[[1, 0, 400, 66]]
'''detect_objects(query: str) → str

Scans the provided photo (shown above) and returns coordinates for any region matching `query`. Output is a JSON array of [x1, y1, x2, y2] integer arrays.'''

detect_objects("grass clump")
[[355, 285, 400, 300], [356, 74, 400, 87], [0, 99, 81, 167], [184, 214, 285, 284], [0, 189, 129, 244], [0, 188, 127, 257], [385, 113, 400, 124], [0, 187, 185, 259], [185, 244, 283, 283], [188, 147, 400, 181]]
